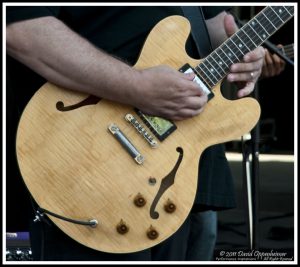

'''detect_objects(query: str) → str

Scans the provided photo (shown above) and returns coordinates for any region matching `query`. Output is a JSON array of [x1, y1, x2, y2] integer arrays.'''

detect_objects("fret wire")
[[204, 56, 229, 82], [243, 25, 264, 49], [212, 51, 229, 68], [194, 66, 214, 87], [286, 6, 295, 15], [259, 10, 278, 36], [272, 7, 293, 25], [240, 28, 257, 48], [202, 60, 223, 80], [261, 11, 277, 30], [254, 17, 270, 36], [194, 6, 294, 87], [209, 50, 230, 76], [208, 53, 227, 75], [235, 34, 251, 52], [272, 6, 293, 21], [195, 65, 215, 86], [229, 35, 250, 58], [256, 7, 293, 40], [193, 66, 212, 87], [265, 7, 286, 29], [240, 8, 270, 44], [228, 37, 245, 57], [224, 43, 239, 61], [250, 18, 270, 42], [269, 6, 284, 22], [283, 6, 292, 16], [266, 6, 290, 22], [248, 23, 264, 42], [219, 47, 234, 64], [199, 64, 218, 84]]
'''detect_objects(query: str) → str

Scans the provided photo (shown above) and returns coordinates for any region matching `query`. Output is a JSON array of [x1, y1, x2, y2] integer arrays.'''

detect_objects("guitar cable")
[[34, 207, 98, 227]]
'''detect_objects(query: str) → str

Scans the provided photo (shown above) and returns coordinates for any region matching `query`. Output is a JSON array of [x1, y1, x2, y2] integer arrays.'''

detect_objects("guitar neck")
[[194, 6, 294, 89], [281, 43, 294, 58]]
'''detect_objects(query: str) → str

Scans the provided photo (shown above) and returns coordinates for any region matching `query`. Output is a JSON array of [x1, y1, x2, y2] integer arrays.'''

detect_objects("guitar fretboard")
[[194, 6, 294, 89]]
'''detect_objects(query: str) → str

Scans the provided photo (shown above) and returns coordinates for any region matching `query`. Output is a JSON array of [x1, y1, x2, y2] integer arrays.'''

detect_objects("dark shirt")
[[6, 6, 235, 232]]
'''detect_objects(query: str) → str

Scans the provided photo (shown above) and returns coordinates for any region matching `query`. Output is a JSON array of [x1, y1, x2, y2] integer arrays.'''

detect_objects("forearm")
[[6, 15, 209, 120], [6, 16, 140, 104]]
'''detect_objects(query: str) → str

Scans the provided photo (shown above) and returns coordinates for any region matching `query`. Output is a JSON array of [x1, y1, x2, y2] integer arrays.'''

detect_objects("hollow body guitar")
[[16, 6, 293, 253]]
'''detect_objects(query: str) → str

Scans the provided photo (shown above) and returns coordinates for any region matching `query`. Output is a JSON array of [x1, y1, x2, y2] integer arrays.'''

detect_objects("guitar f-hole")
[[56, 95, 101, 112], [149, 147, 183, 219]]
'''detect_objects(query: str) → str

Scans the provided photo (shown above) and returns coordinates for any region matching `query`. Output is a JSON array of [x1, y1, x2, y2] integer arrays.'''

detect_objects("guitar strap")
[[181, 6, 213, 58]]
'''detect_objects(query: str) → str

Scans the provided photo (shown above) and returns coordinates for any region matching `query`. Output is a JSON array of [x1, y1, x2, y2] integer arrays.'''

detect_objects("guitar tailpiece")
[[34, 207, 98, 228]]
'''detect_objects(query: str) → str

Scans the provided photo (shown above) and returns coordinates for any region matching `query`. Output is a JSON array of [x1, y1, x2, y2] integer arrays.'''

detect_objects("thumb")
[[224, 14, 238, 37]]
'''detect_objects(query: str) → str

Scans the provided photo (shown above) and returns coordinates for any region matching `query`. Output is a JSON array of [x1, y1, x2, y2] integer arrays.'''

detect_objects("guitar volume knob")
[[146, 225, 159, 240], [164, 199, 176, 213], [134, 193, 146, 207], [116, 219, 129, 234]]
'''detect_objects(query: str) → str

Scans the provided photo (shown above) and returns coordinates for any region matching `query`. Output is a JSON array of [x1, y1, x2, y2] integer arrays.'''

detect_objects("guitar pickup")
[[108, 123, 144, 165], [179, 63, 214, 101]]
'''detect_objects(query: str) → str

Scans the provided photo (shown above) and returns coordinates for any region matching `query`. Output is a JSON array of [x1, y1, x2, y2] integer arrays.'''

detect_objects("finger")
[[227, 71, 259, 82], [182, 79, 209, 97], [182, 71, 195, 81], [262, 57, 270, 78], [230, 60, 263, 73], [272, 54, 285, 75], [237, 81, 255, 98], [224, 14, 237, 37], [181, 95, 208, 110], [265, 49, 274, 67], [243, 46, 265, 62], [265, 51, 276, 77]]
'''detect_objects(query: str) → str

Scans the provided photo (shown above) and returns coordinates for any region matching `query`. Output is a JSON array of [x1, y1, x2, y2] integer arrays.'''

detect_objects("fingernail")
[[185, 72, 194, 78], [227, 74, 234, 82], [244, 55, 250, 61]]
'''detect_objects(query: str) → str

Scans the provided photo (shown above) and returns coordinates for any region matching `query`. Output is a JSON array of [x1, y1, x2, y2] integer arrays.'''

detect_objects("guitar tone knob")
[[116, 219, 129, 234], [134, 193, 146, 207], [164, 199, 176, 213], [146, 226, 159, 240]]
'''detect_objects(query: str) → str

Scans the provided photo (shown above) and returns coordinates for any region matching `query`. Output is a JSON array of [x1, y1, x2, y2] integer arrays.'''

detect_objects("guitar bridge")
[[108, 123, 144, 164], [134, 109, 177, 142], [125, 114, 158, 148]]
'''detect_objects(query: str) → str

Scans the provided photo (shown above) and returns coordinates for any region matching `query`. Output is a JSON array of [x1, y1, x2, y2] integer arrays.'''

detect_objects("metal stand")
[[241, 84, 260, 250]]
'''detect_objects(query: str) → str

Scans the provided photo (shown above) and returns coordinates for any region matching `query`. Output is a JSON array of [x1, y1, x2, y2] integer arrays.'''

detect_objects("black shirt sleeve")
[[6, 6, 61, 24]]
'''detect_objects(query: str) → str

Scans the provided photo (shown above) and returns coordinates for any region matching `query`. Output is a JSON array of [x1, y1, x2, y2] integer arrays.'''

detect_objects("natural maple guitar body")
[[16, 16, 260, 253]]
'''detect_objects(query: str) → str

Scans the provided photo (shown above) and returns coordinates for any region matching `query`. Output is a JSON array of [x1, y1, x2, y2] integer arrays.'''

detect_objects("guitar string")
[[282, 44, 294, 58], [194, 6, 293, 89], [195, 7, 273, 87], [195, 5, 287, 86]]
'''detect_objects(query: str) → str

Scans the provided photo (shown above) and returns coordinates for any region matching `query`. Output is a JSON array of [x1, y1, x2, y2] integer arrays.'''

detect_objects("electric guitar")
[[16, 6, 294, 253], [281, 43, 294, 58]]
